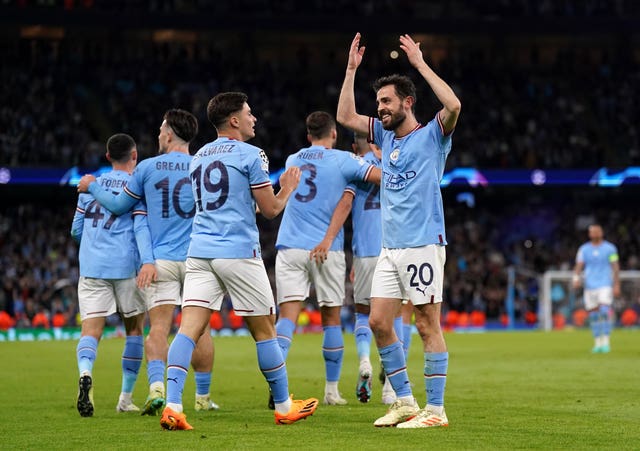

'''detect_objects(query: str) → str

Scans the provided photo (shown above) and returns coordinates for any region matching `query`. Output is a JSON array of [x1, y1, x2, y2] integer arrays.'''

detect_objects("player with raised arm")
[[572, 224, 620, 353], [159, 92, 318, 431], [336, 33, 461, 428], [274, 112, 380, 407], [71, 134, 147, 416], [310, 133, 402, 405], [77, 109, 219, 416]]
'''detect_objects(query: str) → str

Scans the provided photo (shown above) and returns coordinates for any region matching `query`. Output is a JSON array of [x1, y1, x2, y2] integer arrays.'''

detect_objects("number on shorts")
[[407, 263, 434, 288], [294, 163, 317, 203]]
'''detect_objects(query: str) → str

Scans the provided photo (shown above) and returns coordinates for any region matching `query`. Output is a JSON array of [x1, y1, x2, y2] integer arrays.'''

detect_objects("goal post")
[[540, 270, 640, 331]]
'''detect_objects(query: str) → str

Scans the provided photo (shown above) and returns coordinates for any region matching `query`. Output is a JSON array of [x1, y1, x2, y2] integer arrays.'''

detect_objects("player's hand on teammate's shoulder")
[[77, 174, 97, 193], [399, 34, 425, 68], [279, 166, 301, 193]]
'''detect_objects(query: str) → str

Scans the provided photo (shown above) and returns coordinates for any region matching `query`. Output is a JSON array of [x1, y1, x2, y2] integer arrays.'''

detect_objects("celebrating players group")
[[72, 33, 462, 430]]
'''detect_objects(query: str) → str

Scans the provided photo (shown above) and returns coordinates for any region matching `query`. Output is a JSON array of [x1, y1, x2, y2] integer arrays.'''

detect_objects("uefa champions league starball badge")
[[390, 148, 400, 162]]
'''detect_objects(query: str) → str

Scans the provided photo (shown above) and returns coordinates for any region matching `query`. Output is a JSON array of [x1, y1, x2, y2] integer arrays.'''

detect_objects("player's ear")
[[229, 115, 240, 129], [307, 133, 313, 144], [105, 152, 111, 162], [405, 96, 415, 110]]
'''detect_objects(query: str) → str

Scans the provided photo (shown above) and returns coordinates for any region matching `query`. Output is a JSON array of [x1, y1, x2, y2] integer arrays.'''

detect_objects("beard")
[[380, 110, 406, 131]]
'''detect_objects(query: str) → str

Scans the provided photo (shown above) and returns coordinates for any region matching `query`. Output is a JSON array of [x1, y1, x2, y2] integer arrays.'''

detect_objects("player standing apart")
[[159, 92, 318, 430], [275, 112, 380, 406], [71, 134, 147, 416], [78, 109, 218, 415], [572, 224, 620, 353], [337, 32, 461, 428]]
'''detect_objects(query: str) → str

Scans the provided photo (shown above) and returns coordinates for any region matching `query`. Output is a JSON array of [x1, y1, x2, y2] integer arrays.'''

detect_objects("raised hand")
[[347, 32, 366, 71], [399, 34, 425, 69]]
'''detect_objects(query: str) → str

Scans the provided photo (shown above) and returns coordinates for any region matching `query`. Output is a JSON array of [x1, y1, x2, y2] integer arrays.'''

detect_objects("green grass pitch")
[[3, 329, 639, 450]]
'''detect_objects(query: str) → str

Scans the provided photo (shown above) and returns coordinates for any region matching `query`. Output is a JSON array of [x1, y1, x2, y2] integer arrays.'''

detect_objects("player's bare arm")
[[77, 174, 97, 193], [336, 32, 370, 135], [253, 166, 301, 219], [572, 261, 584, 289], [310, 191, 354, 264], [612, 260, 621, 297], [399, 34, 461, 134]]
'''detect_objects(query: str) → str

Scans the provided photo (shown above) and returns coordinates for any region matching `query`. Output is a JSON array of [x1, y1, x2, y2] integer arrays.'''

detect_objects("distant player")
[[573, 224, 620, 353], [78, 109, 219, 415], [275, 112, 380, 407], [310, 133, 402, 405], [71, 133, 146, 416], [337, 33, 461, 428], [159, 92, 318, 430]]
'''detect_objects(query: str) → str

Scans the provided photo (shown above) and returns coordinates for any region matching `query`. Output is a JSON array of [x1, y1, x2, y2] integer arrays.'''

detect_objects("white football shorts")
[[276, 248, 346, 307], [583, 286, 613, 311], [143, 259, 185, 310], [371, 244, 446, 306], [78, 276, 146, 320], [182, 257, 276, 316], [353, 256, 378, 306]]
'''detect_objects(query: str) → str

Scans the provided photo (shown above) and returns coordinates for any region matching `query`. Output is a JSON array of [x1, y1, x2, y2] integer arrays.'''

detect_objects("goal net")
[[539, 270, 640, 330]]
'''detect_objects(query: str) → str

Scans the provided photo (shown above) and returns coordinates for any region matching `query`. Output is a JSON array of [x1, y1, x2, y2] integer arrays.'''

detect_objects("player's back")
[[130, 152, 194, 261], [349, 151, 382, 258], [75, 170, 138, 279], [188, 137, 271, 259], [276, 145, 373, 251]]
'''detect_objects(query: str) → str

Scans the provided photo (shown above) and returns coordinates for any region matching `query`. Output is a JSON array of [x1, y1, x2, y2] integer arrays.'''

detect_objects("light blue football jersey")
[[188, 137, 272, 259], [89, 152, 195, 261], [368, 114, 452, 248], [576, 240, 619, 290], [276, 145, 375, 251], [347, 151, 382, 258], [71, 170, 141, 279]]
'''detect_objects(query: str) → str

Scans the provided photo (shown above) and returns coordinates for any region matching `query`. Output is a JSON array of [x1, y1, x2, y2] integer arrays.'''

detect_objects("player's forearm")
[[337, 69, 360, 130], [88, 182, 135, 215], [414, 61, 461, 115], [324, 197, 352, 243], [261, 188, 294, 219]]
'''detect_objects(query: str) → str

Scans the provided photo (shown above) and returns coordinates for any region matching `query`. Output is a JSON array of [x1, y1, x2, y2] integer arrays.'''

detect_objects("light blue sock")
[[354, 313, 371, 360], [147, 359, 165, 386], [393, 316, 403, 347], [256, 338, 289, 404], [599, 305, 612, 337], [379, 340, 412, 398], [323, 325, 344, 382], [77, 336, 98, 376], [589, 311, 602, 338], [402, 324, 412, 360], [121, 335, 143, 393], [424, 352, 448, 407], [276, 318, 296, 361], [195, 371, 211, 396], [166, 333, 195, 406]]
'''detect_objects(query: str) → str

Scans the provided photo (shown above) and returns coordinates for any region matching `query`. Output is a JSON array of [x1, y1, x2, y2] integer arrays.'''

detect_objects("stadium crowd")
[[4, 0, 640, 18], [2, 190, 640, 329], [1, 32, 639, 170]]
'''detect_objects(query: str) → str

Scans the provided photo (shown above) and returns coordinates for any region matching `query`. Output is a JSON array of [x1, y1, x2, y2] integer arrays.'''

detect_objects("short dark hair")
[[207, 92, 248, 129], [306, 111, 336, 140], [106, 133, 136, 163], [164, 109, 198, 143], [372, 74, 417, 110]]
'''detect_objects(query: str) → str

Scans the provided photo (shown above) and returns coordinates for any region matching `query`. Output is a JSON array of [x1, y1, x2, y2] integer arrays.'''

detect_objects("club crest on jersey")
[[390, 148, 400, 162]]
